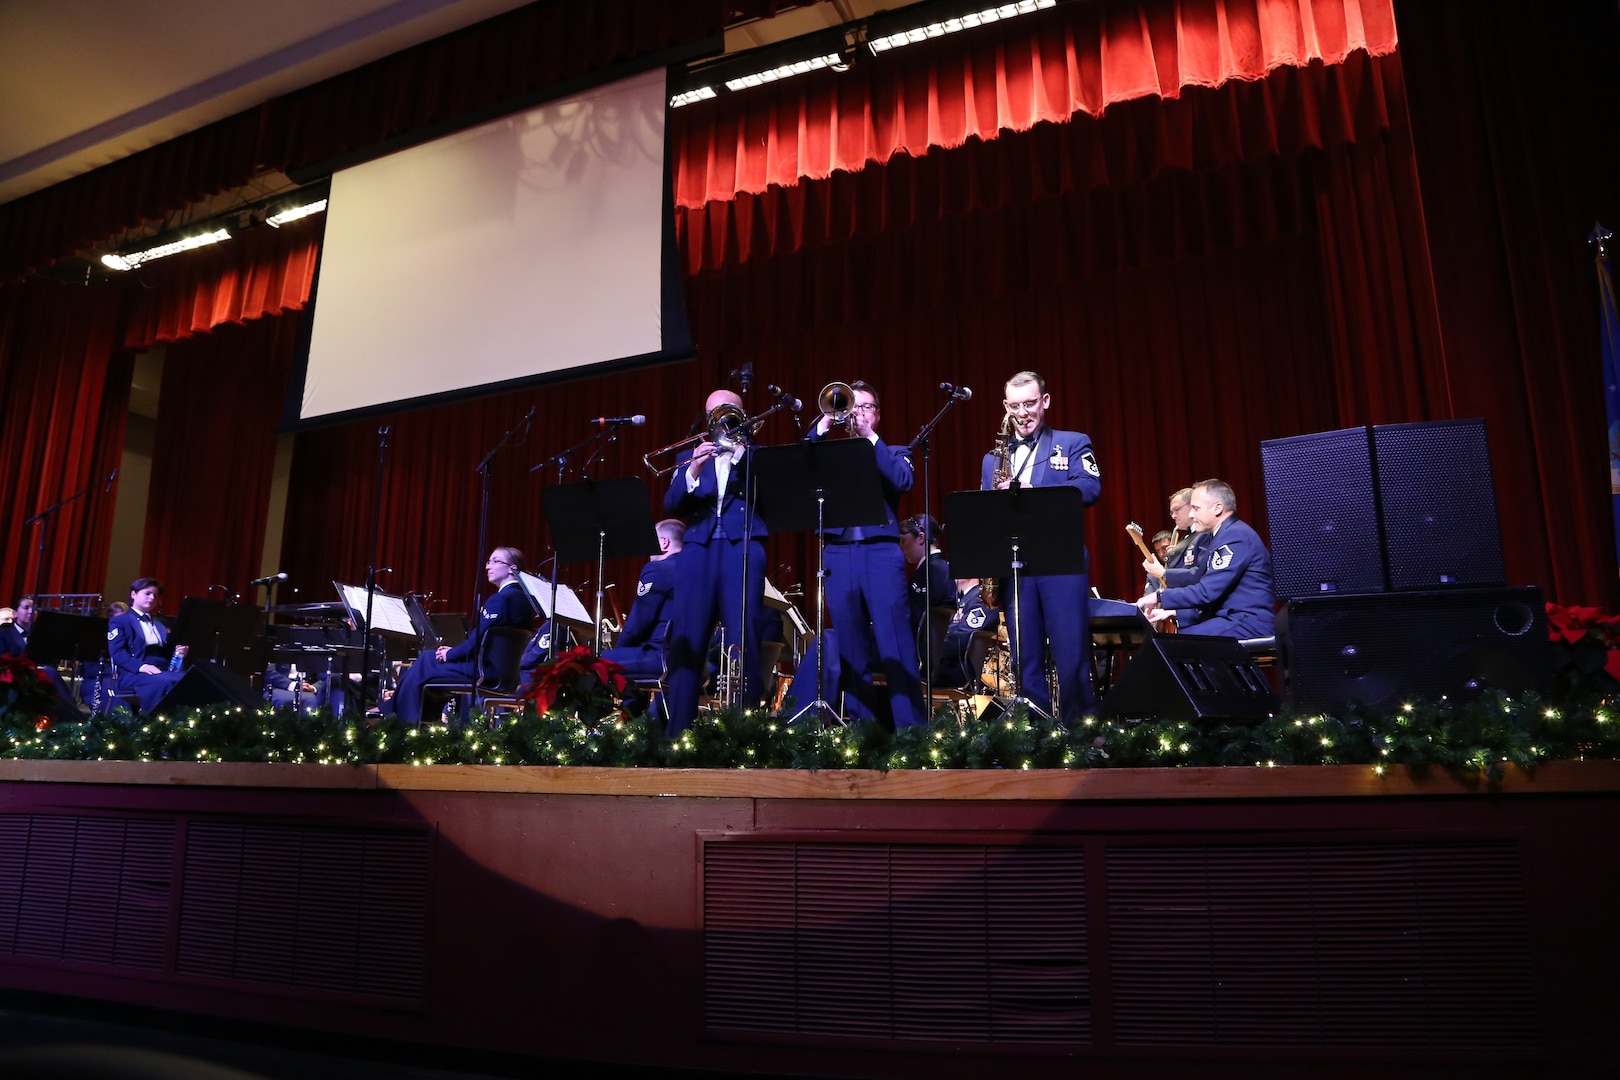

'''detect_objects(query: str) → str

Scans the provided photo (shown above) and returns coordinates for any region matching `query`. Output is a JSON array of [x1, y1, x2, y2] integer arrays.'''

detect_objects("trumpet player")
[[807, 381, 925, 728], [981, 370, 1101, 720], [663, 388, 768, 732]]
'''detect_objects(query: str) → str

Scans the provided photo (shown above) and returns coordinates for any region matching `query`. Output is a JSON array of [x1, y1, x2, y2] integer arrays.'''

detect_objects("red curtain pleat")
[[0, 282, 130, 601], [670, 0, 1397, 207], [139, 314, 303, 605]]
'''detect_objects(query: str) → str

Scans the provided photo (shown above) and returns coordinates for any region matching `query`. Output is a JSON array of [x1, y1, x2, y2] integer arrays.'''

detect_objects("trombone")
[[642, 398, 797, 477]]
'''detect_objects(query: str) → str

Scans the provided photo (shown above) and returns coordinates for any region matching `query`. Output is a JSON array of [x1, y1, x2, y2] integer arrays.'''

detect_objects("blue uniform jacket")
[[1155, 518, 1275, 635], [1164, 531, 1212, 588], [0, 623, 26, 656], [664, 448, 770, 544], [108, 610, 173, 678], [807, 429, 915, 542], [980, 426, 1101, 506], [448, 581, 535, 680], [617, 554, 680, 651], [908, 554, 955, 635]]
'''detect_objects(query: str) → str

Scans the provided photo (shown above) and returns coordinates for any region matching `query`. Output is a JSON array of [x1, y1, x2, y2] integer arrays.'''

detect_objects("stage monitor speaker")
[[1278, 587, 1547, 714], [1373, 418, 1506, 590], [1098, 635, 1278, 722], [153, 662, 261, 713], [1261, 426, 1386, 599]]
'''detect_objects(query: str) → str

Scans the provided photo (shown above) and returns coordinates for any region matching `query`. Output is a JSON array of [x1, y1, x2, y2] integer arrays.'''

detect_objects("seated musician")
[[266, 663, 329, 712], [384, 548, 534, 722], [936, 577, 1000, 690], [0, 596, 31, 655], [1136, 480, 1275, 639], [107, 578, 188, 712], [900, 514, 953, 641], [599, 518, 685, 682]]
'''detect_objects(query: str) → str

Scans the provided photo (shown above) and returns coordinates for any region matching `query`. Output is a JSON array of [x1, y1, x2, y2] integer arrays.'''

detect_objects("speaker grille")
[[704, 841, 1089, 1045], [1262, 427, 1385, 598], [1374, 419, 1506, 589]]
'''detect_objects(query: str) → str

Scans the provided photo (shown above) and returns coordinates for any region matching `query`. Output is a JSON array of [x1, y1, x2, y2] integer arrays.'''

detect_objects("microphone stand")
[[473, 407, 535, 616], [23, 470, 114, 605], [529, 422, 622, 660], [909, 392, 970, 715], [358, 426, 391, 717]]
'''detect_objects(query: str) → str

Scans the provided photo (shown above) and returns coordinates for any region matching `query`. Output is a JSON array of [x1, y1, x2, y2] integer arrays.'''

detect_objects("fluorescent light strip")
[[100, 227, 232, 272], [670, 86, 717, 109], [868, 0, 1055, 53], [723, 52, 844, 92], [266, 198, 328, 228]]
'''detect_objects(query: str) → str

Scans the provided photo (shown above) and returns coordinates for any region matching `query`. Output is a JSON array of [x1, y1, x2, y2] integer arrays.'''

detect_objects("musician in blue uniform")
[[385, 547, 534, 722], [808, 382, 925, 728], [1138, 479, 1275, 638], [664, 389, 768, 732], [901, 514, 955, 687], [107, 578, 188, 712], [600, 518, 684, 682], [980, 370, 1101, 720], [937, 577, 999, 690], [0, 596, 32, 656]]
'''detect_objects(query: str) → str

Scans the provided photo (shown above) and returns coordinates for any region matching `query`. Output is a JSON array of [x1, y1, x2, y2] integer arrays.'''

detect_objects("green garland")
[[4, 689, 1616, 777]]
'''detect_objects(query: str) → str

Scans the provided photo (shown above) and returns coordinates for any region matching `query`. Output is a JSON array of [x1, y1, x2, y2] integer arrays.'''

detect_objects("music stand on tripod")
[[944, 486, 1086, 720], [540, 477, 661, 656], [753, 439, 889, 725]]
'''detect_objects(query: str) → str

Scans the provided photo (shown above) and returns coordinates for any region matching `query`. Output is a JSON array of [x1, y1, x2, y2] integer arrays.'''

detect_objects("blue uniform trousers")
[[602, 643, 665, 682], [824, 542, 924, 727], [665, 537, 765, 733], [387, 653, 477, 723], [1010, 572, 1094, 720], [1179, 614, 1270, 640]]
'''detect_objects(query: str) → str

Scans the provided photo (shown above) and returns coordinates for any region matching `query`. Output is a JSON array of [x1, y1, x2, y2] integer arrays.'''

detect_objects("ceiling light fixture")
[[723, 52, 845, 92], [867, 0, 1056, 54], [265, 198, 328, 228], [100, 227, 232, 272], [670, 86, 717, 109]]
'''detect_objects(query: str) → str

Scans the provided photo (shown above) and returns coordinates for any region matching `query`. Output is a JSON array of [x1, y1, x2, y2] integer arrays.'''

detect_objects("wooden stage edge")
[[1, 758, 1618, 800]]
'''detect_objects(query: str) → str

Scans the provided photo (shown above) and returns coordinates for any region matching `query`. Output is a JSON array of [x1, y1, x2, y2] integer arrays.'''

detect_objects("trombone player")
[[662, 388, 768, 732]]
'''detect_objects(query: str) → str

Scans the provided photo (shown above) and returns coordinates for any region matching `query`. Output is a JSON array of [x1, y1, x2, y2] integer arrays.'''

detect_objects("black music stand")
[[169, 598, 265, 679], [944, 487, 1086, 720], [540, 476, 660, 656], [26, 611, 110, 668], [753, 439, 889, 726]]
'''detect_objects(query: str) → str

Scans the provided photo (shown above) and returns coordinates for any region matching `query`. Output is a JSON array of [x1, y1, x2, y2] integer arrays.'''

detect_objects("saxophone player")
[[980, 370, 1101, 719]]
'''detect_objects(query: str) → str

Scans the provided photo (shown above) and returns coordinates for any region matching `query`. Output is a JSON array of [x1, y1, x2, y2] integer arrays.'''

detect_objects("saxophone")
[[991, 412, 1016, 487]]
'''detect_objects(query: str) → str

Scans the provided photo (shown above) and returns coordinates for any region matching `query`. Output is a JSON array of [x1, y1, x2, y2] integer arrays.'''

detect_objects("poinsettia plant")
[[521, 645, 627, 717], [1545, 603, 1620, 697], [0, 652, 58, 731]]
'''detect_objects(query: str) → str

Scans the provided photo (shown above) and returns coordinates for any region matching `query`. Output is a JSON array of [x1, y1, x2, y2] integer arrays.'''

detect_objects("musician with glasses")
[[981, 370, 1101, 719], [383, 547, 533, 723], [663, 388, 769, 732], [1137, 480, 1275, 638]]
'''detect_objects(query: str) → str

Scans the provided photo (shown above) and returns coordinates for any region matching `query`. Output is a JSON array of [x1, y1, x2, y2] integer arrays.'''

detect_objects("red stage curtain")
[[1395, 0, 1620, 606], [140, 313, 304, 605], [672, 0, 1397, 207], [0, 0, 727, 284], [0, 281, 129, 603], [122, 218, 321, 349]]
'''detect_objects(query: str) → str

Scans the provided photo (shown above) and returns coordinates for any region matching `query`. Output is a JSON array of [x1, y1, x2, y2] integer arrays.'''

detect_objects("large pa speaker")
[[1373, 419, 1506, 590], [152, 662, 261, 712], [1277, 587, 1548, 713], [1099, 635, 1278, 721], [1262, 426, 1386, 599]]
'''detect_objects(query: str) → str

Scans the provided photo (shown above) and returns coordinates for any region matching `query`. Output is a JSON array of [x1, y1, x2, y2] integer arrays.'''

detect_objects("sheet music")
[[336, 584, 416, 636], [763, 577, 810, 638], [518, 572, 595, 627]]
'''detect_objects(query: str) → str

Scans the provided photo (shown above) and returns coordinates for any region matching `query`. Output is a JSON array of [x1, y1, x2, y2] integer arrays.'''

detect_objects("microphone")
[[591, 415, 646, 426], [767, 385, 803, 411], [939, 382, 973, 401], [249, 572, 288, 587], [103, 468, 119, 493]]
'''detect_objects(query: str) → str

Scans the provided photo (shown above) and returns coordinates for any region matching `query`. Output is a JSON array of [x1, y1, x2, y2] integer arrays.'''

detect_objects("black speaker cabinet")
[[153, 662, 261, 713], [1277, 587, 1548, 714], [1373, 419, 1506, 590], [1099, 635, 1278, 721], [1261, 426, 1386, 598]]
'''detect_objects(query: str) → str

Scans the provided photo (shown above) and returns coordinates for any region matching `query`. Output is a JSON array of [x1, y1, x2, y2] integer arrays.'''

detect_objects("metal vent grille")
[[1107, 841, 1538, 1050], [177, 822, 428, 1000], [705, 842, 1088, 1045], [0, 814, 174, 971]]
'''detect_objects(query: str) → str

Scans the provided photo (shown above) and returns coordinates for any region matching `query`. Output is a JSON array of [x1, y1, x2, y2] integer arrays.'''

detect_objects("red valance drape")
[[671, 0, 1398, 207], [121, 218, 321, 349]]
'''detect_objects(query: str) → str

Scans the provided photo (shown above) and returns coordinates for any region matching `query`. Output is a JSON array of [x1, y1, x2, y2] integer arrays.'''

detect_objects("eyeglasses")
[[486, 558, 512, 567], [1004, 400, 1041, 414]]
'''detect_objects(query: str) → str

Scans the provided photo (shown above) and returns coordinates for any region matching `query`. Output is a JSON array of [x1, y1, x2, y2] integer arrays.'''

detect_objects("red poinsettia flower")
[[521, 645, 627, 715], [34, 717, 51, 731]]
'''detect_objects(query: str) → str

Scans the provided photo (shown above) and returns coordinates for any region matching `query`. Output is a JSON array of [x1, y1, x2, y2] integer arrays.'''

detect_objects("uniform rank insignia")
[[538, 633, 551, 650], [107, 629, 118, 641], [1080, 449, 1100, 477], [1211, 545, 1234, 571], [637, 580, 652, 596], [966, 609, 986, 629]]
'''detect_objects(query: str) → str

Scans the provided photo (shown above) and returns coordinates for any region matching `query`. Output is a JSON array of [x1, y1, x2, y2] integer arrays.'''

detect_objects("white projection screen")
[[293, 65, 686, 424]]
